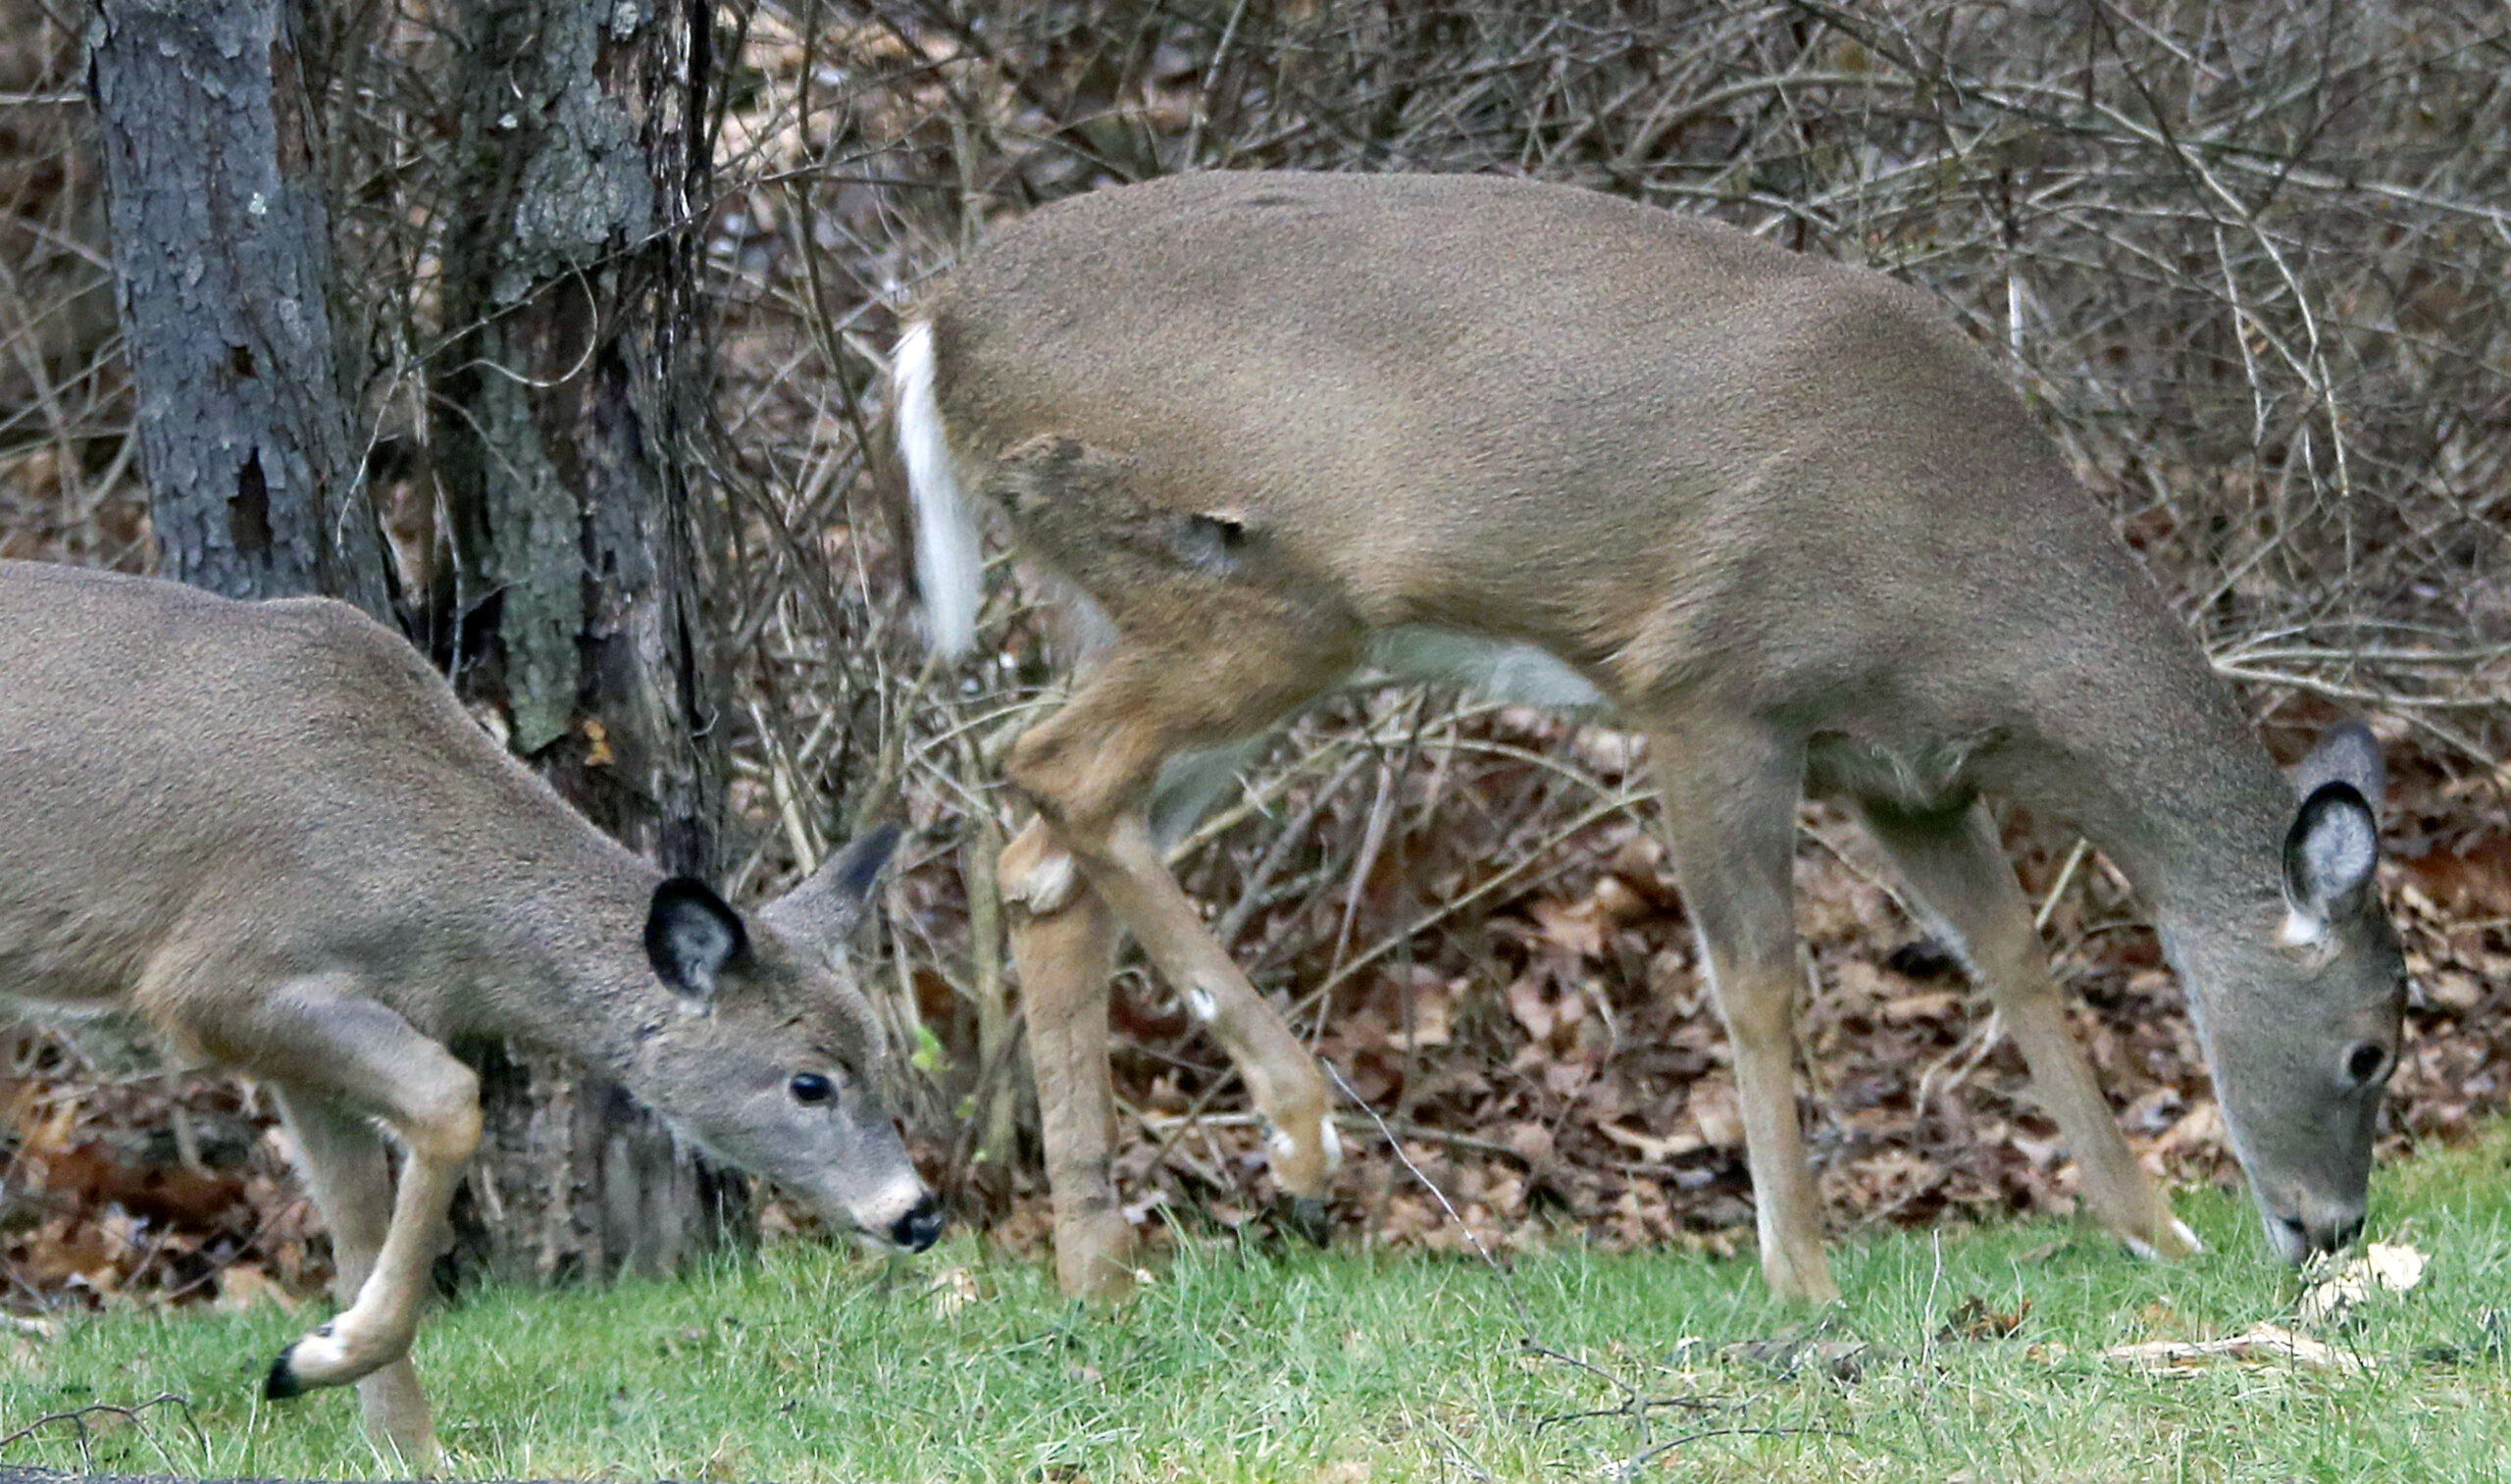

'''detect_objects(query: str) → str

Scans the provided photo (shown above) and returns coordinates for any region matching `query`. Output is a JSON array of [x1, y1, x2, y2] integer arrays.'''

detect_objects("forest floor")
[[3, 1122, 2507, 1484]]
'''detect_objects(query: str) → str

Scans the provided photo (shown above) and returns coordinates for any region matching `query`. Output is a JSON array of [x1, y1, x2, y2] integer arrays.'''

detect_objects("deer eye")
[[789, 1073, 837, 1105], [2341, 1042, 2389, 1089]]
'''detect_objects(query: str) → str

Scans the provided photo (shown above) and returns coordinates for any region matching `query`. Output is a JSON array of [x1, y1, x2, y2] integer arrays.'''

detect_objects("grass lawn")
[[6, 1128, 2509, 1483]]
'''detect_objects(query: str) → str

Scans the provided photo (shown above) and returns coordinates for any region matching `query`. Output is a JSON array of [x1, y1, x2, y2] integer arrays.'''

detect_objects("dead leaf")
[[1939, 1295, 2030, 1342], [928, 1265, 981, 1318], [2299, 1242, 2427, 1327], [2426, 973, 2485, 1012], [1506, 1122, 1557, 1168], [2103, 1322, 2370, 1373], [1387, 978, 1455, 1049], [1687, 1079, 1744, 1151], [214, 1262, 297, 1314], [1505, 975, 1555, 1041], [1528, 896, 1606, 960], [1598, 1120, 1704, 1164], [1588, 874, 1652, 926], [1879, 991, 1964, 1026]]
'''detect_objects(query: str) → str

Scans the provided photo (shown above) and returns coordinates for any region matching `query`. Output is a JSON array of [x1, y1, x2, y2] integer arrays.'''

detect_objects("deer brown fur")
[[0, 559, 941, 1467], [895, 171, 2405, 1303]]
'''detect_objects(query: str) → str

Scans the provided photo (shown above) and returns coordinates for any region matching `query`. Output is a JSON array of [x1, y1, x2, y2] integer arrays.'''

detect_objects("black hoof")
[[1286, 1195, 1333, 1248], [265, 1344, 304, 1401]]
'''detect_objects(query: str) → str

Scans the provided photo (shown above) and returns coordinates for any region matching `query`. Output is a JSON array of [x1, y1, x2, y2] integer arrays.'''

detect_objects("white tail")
[[897, 171, 2405, 1305], [895, 319, 983, 655]]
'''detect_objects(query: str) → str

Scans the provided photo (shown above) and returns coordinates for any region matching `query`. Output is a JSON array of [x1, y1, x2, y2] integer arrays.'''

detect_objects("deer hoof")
[[1284, 1195, 1332, 1248], [265, 1345, 306, 1401]]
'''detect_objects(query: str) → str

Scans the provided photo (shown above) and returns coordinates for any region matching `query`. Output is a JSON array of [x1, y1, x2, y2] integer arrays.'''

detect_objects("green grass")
[[8, 1131, 2511, 1483]]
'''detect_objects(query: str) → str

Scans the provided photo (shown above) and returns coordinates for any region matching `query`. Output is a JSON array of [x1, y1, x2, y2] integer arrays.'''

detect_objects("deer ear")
[[2280, 782, 2379, 945], [2293, 720, 2383, 810], [756, 824, 900, 970], [646, 878, 750, 1008]]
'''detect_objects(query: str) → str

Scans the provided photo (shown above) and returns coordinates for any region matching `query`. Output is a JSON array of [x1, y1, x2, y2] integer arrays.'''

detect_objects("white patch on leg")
[[282, 1311, 390, 1389], [1263, 1118, 1341, 1176], [1184, 982, 1218, 1023], [1009, 847, 1079, 914], [290, 1324, 353, 1381], [894, 321, 983, 656], [1267, 1123, 1300, 1165], [2126, 1216, 2208, 1262]]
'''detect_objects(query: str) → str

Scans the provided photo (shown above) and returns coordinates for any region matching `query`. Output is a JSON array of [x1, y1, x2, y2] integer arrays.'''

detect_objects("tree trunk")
[[89, 0, 388, 617], [427, 0, 743, 1286]]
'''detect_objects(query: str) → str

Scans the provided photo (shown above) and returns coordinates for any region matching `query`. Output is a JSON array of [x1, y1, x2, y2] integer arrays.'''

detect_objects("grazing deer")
[[892, 171, 2405, 1303], [0, 559, 942, 1467]]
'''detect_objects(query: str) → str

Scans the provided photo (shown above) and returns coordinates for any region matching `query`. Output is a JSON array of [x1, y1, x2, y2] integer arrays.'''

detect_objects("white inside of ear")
[[2300, 797, 2378, 902], [664, 912, 738, 1001], [2278, 905, 2331, 950]]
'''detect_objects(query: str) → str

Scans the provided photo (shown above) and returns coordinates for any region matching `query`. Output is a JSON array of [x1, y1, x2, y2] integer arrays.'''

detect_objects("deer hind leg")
[[985, 433, 1358, 1277], [1002, 817, 1137, 1300], [1646, 719, 1837, 1304], [1857, 799, 2199, 1259], [197, 978, 481, 1406], [271, 1089, 438, 1471], [1004, 734, 1272, 1301], [1005, 644, 1355, 1250]]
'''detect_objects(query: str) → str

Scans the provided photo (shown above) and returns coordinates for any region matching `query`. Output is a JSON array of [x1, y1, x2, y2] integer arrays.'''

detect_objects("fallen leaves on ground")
[[2298, 1242, 2428, 1327], [1940, 1295, 2032, 1343], [2102, 1323, 2371, 1373], [6, 717, 2506, 1315]]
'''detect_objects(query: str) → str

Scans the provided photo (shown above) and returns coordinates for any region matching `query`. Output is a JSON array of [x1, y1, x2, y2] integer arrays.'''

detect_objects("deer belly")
[[1365, 626, 1606, 710]]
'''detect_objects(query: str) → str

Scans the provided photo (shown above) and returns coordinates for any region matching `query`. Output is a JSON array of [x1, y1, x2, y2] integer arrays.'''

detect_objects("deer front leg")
[[202, 983, 480, 1405], [1858, 799, 2199, 1260], [271, 1090, 439, 1471], [1002, 819, 1138, 1300], [1648, 722, 1837, 1304]]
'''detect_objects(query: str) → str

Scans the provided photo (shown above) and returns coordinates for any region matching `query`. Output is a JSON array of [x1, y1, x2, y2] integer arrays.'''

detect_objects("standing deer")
[[892, 170, 2405, 1304], [0, 559, 942, 1467]]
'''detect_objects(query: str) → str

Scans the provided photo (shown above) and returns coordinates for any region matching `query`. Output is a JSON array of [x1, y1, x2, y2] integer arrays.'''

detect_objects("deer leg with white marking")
[[195, 980, 481, 1403], [1647, 721, 1837, 1304], [1002, 818, 1138, 1300], [272, 1090, 438, 1471], [1005, 641, 1348, 1232], [1857, 799, 2199, 1259]]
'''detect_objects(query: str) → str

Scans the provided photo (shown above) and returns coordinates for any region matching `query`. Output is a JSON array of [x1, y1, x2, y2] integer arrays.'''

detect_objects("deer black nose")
[[2282, 1210, 2365, 1258], [890, 1193, 946, 1253]]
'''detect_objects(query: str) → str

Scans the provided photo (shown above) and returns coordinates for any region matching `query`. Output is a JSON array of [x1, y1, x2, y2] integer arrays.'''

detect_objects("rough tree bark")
[[427, 0, 742, 1285], [91, 0, 739, 1287], [89, 0, 389, 616]]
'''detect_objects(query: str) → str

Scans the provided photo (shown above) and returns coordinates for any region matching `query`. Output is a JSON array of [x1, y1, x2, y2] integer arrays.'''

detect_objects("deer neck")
[[2015, 667, 2290, 968], [444, 854, 674, 1084]]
